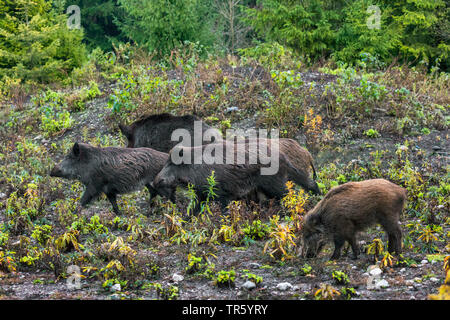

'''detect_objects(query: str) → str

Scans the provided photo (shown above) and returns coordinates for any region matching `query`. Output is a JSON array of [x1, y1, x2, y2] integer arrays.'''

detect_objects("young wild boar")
[[152, 141, 317, 213], [118, 113, 222, 152], [302, 179, 406, 260], [50, 142, 170, 215]]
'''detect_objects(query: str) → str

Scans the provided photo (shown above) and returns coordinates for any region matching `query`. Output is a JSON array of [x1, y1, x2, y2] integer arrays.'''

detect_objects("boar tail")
[[285, 158, 321, 195], [310, 160, 317, 180]]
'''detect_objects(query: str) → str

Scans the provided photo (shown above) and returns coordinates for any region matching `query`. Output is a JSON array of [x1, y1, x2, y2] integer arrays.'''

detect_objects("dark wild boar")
[[152, 141, 316, 213], [119, 113, 319, 194], [302, 179, 406, 260], [119, 113, 222, 152], [50, 142, 170, 215], [251, 138, 319, 193]]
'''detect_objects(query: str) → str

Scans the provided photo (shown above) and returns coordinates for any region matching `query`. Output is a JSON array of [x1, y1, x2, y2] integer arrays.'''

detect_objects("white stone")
[[172, 273, 184, 282], [276, 282, 293, 291], [242, 281, 256, 290], [375, 279, 389, 289], [369, 267, 383, 277], [110, 283, 121, 292], [429, 277, 439, 283], [420, 259, 428, 265]]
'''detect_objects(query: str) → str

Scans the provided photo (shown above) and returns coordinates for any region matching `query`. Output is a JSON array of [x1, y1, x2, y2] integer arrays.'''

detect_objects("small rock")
[[242, 281, 256, 290], [110, 283, 121, 292], [375, 279, 389, 289], [369, 267, 383, 277], [429, 277, 439, 283], [0, 192, 6, 200], [420, 259, 428, 265], [172, 273, 184, 282], [249, 262, 261, 269], [226, 106, 239, 113], [276, 282, 293, 291], [399, 268, 406, 273]]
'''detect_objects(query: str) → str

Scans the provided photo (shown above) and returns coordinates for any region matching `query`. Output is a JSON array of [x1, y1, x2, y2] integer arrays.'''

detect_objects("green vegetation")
[[0, 0, 448, 301]]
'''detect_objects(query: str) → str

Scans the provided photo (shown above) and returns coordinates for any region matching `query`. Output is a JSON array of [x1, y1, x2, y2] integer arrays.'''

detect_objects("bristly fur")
[[50, 142, 169, 214], [302, 179, 406, 260], [153, 140, 317, 213], [119, 113, 221, 152]]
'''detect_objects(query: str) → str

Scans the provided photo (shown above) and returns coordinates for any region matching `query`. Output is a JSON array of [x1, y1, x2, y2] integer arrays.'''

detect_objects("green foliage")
[[214, 269, 236, 288], [68, 0, 124, 50], [31, 224, 52, 246], [245, 0, 336, 60], [242, 220, 270, 241], [238, 42, 298, 70], [244, 0, 450, 69], [0, 0, 86, 82], [68, 81, 101, 112], [332, 270, 350, 285], [117, 0, 214, 57], [364, 128, 380, 138], [240, 269, 263, 285]]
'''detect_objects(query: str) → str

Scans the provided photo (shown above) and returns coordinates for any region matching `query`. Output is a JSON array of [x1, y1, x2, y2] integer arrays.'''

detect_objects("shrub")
[[0, 0, 86, 82]]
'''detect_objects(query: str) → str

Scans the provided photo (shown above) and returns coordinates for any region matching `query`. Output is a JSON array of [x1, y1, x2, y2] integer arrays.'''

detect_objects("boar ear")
[[73, 142, 89, 159], [72, 142, 81, 157], [119, 124, 132, 139]]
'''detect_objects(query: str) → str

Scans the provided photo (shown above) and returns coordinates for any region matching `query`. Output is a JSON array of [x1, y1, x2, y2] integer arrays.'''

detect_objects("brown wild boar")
[[152, 141, 317, 213], [50, 142, 170, 215], [119, 114, 318, 189], [302, 179, 406, 260], [119, 113, 222, 152]]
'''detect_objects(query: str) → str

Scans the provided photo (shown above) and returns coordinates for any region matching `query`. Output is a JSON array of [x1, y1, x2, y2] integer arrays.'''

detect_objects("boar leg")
[[106, 193, 121, 215], [386, 226, 402, 255], [349, 237, 359, 260], [381, 219, 402, 254], [80, 187, 101, 208], [331, 236, 345, 260]]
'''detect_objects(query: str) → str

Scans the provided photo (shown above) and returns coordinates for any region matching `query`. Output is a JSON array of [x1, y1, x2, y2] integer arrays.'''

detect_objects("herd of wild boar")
[[50, 113, 406, 260]]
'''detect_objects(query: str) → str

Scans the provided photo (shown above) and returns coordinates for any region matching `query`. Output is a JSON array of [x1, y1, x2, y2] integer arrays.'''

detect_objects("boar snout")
[[311, 182, 321, 195], [50, 166, 62, 177], [153, 176, 165, 189]]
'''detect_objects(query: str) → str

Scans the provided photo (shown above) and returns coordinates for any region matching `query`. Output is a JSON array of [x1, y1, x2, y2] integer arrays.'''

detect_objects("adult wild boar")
[[249, 137, 319, 192], [119, 114, 319, 194], [152, 140, 317, 213], [50, 142, 170, 215], [118, 113, 222, 152], [302, 179, 406, 260]]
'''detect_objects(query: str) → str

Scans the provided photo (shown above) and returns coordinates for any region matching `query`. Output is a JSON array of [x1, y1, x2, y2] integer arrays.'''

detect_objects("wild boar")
[[247, 137, 319, 192], [50, 142, 170, 215], [152, 140, 317, 213], [118, 113, 222, 152], [302, 179, 406, 260]]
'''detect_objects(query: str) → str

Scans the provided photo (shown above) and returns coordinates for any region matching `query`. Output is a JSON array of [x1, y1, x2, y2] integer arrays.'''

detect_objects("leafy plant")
[[214, 269, 236, 288], [332, 270, 350, 285], [240, 269, 263, 285], [314, 283, 341, 300], [263, 215, 297, 261]]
